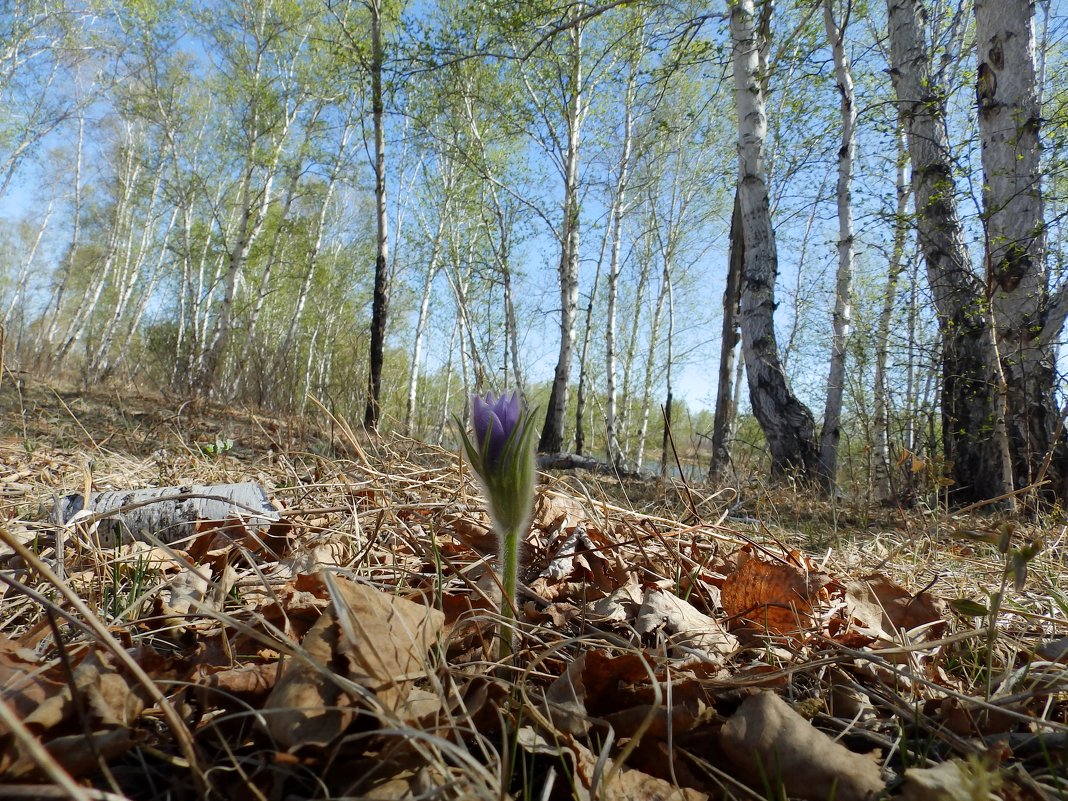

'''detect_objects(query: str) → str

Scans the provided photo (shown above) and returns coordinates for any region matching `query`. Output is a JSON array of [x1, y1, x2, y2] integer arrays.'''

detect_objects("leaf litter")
[[0, 385, 1066, 800]]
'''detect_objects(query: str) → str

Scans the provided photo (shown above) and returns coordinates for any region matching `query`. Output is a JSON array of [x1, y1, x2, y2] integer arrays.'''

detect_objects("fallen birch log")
[[536, 452, 645, 479], [53, 482, 281, 548]]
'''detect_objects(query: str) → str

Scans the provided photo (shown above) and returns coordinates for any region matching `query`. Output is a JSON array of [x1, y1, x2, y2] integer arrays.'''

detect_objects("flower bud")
[[460, 391, 536, 534]]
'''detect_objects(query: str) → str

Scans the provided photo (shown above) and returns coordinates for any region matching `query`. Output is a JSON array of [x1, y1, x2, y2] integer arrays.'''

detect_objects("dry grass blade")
[[0, 526, 205, 794], [0, 696, 93, 801]]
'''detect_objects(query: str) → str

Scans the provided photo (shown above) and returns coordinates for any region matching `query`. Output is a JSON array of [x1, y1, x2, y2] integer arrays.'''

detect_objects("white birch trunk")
[[732, 0, 818, 478], [975, 0, 1067, 495], [2, 193, 54, 332], [574, 229, 605, 456], [635, 261, 669, 470], [619, 236, 652, 461], [658, 271, 675, 479], [709, 192, 743, 483], [538, 18, 585, 454], [405, 198, 448, 435], [871, 128, 910, 502], [887, 0, 1011, 502], [41, 113, 84, 353], [605, 55, 638, 469], [436, 319, 459, 447], [89, 143, 168, 374], [53, 140, 142, 369], [281, 109, 354, 363], [817, 0, 858, 491]]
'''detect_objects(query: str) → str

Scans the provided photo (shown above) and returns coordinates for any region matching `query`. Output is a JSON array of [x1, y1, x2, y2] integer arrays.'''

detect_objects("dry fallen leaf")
[[203, 662, 281, 700], [634, 589, 738, 660], [563, 729, 707, 801], [899, 757, 1003, 801], [545, 652, 594, 737], [0, 635, 59, 721], [533, 489, 588, 534], [264, 573, 444, 750], [156, 564, 233, 628], [4, 645, 170, 779], [719, 691, 884, 801], [512, 725, 707, 801], [545, 650, 663, 736], [842, 575, 947, 643], [541, 523, 597, 581], [721, 556, 830, 634], [589, 578, 643, 623]]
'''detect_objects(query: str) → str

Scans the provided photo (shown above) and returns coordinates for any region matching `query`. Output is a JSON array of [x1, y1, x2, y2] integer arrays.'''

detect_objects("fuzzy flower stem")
[[498, 525, 520, 658]]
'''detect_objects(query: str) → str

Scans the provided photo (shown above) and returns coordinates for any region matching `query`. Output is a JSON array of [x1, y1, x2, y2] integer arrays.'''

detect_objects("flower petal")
[[471, 394, 491, 444]]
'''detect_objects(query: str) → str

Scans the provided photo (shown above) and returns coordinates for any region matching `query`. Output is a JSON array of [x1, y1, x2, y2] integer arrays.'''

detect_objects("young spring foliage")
[[458, 391, 537, 659]]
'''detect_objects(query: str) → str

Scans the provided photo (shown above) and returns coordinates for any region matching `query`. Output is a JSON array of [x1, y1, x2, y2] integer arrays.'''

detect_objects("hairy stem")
[[498, 524, 521, 661]]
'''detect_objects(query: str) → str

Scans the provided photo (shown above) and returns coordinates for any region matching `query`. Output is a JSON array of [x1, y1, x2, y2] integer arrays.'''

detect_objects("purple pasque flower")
[[458, 389, 537, 661], [471, 391, 521, 469], [460, 389, 537, 536]]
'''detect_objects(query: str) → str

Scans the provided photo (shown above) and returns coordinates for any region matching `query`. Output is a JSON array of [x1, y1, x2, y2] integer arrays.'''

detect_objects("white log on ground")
[[55, 482, 282, 549]]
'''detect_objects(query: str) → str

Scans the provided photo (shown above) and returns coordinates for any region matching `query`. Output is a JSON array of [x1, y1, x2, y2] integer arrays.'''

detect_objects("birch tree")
[[731, 0, 819, 479], [974, 0, 1068, 497], [708, 192, 743, 483], [40, 112, 85, 357], [405, 159, 452, 434], [603, 16, 643, 469], [887, 0, 1012, 502], [817, 0, 857, 491], [529, 5, 589, 454], [871, 128, 911, 502], [195, 0, 313, 395]]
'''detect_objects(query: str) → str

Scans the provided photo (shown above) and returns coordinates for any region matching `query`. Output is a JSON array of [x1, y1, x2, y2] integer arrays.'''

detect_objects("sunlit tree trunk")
[[659, 272, 675, 479], [604, 48, 639, 469], [872, 128, 910, 502], [574, 235, 603, 456], [281, 109, 354, 367], [817, 0, 857, 491], [502, 255, 524, 397], [731, 0, 818, 479], [169, 117, 209, 390], [184, 184, 227, 390], [245, 105, 324, 362], [88, 146, 171, 376], [780, 172, 827, 374], [619, 234, 652, 462], [2, 194, 54, 335], [436, 319, 459, 447], [539, 14, 585, 454], [197, 157, 277, 394], [635, 256, 668, 470], [887, 0, 1011, 503], [709, 192, 743, 483], [40, 112, 84, 356], [405, 187, 449, 435], [975, 0, 1068, 497], [53, 138, 143, 370], [111, 211, 176, 376], [483, 185, 524, 399]]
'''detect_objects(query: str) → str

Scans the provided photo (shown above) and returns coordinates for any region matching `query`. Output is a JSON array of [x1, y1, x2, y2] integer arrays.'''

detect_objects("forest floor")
[[0, 373, 1066, 801]]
